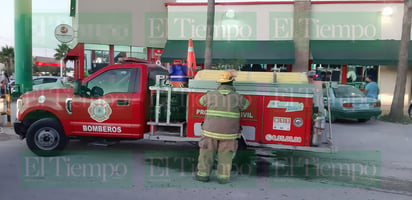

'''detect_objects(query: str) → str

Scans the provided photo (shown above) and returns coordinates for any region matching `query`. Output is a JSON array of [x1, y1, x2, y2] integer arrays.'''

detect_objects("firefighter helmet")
[[218, 71, 235, 83]]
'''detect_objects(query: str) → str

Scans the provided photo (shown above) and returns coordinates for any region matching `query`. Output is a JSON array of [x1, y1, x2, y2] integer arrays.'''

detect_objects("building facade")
[[68, 0, 412, 113]]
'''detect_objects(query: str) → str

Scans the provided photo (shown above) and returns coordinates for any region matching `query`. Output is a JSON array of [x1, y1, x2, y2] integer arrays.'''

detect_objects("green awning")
[[161, 40, 295, 64], [311, 40, 401, 65]]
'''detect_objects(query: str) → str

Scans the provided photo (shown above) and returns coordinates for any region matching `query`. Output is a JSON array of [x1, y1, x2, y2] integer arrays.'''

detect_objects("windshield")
[[333, 85, 365, 98]]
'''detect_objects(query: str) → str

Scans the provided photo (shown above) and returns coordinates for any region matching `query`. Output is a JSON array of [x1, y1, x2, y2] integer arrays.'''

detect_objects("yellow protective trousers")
[[196, 135, 238, 181]]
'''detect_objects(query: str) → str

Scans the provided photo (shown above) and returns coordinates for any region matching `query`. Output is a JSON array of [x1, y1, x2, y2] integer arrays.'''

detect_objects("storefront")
[[310, 40, 400, 87]]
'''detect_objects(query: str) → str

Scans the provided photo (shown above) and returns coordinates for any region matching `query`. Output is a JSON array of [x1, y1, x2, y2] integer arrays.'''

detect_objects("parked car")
[[323, 84, 382, 122], [9, 76, 67, 94], [32, 76, 66, 90], [409, 101, 412, 119]]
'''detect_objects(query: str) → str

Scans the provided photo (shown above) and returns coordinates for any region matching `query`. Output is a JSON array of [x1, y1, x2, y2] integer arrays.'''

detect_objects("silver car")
[[9, 76, 67, 94], [324, 84, 382, 122]]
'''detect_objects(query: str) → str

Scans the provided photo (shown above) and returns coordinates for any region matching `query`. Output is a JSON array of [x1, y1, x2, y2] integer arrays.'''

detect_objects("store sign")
[[270, 12, 381, 40], [153, 49, 163, 65], [167, 12, 257, 40], [33, 12, 72, 48], [55, 24, 74, 43]]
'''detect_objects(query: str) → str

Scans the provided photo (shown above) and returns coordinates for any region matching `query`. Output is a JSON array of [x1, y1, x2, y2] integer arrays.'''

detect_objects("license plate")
[[358, 103, 369, 109]]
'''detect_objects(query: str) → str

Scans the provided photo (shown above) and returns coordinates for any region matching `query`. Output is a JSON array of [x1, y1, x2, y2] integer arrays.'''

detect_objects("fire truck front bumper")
[[13, 120, 26, 139]]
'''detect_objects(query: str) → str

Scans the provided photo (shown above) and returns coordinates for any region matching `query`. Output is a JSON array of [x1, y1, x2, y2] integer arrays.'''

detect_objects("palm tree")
[[0, 45, 15, 74], [54, 43, 71, 60], [204, 0, 215, 69], [389, 0, 412, 121], [54, 43, 71, 76]]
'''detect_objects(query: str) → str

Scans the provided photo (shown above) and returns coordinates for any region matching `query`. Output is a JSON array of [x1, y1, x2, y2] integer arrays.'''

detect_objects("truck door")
[[70, 67, 145, 138]]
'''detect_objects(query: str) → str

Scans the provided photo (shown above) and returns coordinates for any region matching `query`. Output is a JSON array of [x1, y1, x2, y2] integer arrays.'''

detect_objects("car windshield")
[[333, 86, 365, 98]]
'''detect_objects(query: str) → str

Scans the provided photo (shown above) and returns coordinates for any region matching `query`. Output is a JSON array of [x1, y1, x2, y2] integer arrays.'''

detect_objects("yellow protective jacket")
[[199, 84, 249, 140]]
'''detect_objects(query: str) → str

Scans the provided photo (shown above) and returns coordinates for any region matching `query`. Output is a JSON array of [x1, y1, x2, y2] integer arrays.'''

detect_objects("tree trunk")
[[204, 0, 215, 69], [389, 0, 412, 121], [6, 59, 12, 75], [9, 58, 14, 74]]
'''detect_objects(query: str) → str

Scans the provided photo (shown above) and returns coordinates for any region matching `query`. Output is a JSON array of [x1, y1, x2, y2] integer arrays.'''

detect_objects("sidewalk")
[[0, 126, 19, 141]]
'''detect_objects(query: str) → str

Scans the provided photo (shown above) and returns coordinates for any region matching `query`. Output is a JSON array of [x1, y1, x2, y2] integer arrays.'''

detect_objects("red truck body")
[[14, 62, 329, 155]]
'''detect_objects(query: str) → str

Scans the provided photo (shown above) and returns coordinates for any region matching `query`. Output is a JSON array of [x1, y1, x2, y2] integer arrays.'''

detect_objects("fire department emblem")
[[88, 99, 112, 122]]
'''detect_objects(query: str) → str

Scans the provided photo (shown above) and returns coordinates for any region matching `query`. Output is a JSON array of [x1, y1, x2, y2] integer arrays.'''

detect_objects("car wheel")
[[26, 118, 68, 156], [358, 119, 369, 123]]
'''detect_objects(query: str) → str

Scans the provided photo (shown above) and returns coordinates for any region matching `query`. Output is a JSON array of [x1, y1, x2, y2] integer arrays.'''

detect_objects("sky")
[[0, 0, 70, 57]]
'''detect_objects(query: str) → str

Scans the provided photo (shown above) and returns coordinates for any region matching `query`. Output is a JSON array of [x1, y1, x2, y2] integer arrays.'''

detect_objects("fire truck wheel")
[[26, 118, 68, 156]]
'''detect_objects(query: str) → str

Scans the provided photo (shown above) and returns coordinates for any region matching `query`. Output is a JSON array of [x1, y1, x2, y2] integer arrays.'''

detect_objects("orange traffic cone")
[[186, 39, 197, 77]]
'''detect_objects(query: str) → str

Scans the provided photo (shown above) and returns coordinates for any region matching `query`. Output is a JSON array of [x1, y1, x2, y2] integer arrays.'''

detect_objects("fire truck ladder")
[[145, 75, 198, 142]]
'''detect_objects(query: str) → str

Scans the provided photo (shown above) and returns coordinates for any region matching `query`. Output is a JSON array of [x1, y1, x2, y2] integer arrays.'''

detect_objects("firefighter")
[[195, 71, 250, 184]]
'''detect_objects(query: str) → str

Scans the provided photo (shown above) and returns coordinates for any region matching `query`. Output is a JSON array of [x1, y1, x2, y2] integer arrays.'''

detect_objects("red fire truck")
[[13, 60, 331, 156]]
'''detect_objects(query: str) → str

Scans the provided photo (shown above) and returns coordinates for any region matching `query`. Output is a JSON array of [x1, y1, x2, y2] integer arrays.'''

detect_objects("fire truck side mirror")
[[73, 79, 81, 96]]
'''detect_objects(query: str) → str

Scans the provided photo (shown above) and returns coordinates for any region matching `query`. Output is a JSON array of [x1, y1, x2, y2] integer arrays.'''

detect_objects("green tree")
[[54, 43, 71, 60], [54, 43, 71, 76], [0, 45, 15, 74], [389, 0, 412, 121]]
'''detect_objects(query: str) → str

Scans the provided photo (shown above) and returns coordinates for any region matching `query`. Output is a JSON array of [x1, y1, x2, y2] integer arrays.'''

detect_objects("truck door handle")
[[117, 100, 129, 106]]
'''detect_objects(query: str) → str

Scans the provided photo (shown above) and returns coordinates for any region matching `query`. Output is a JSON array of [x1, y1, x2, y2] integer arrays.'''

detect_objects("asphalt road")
[[0, 101, 411, 200]]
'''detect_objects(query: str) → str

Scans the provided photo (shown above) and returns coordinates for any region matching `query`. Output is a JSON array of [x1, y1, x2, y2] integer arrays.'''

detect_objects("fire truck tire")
[[26, 118, 68, 156]]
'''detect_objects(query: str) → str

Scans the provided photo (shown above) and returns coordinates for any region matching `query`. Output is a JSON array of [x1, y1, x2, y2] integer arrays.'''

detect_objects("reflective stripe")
[[218, 90, 231, 95], [206, 110, 240, 119], [202, 130, 240, 140]]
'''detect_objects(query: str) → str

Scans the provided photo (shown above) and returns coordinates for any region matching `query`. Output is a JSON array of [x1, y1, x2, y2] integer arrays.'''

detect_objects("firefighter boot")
[[195, 173, 210, 182]]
